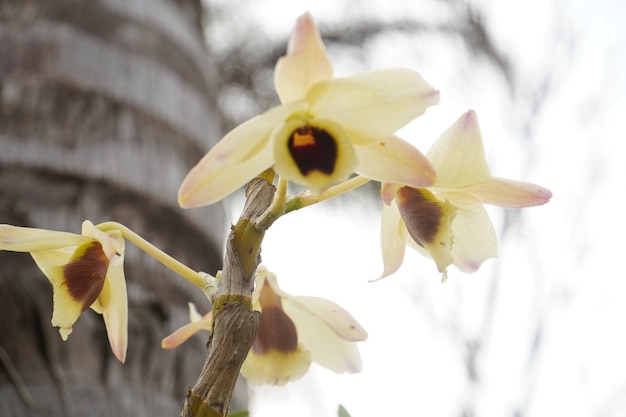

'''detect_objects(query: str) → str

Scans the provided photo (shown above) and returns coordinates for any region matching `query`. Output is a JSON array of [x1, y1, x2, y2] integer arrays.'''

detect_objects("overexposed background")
[[205, 1, 626, 416]]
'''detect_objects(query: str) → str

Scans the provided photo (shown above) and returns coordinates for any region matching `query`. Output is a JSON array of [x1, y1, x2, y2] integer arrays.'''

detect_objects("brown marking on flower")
[[63, 241, 109, 312], [395, 187, 442, 246], [252, 281, 298, 355], [287, 126, 337, 176]]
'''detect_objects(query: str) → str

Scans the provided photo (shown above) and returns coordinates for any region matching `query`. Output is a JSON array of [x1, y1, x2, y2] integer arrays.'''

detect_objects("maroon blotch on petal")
[[396, 187, 443, 246], [63, 241, 109, 312]]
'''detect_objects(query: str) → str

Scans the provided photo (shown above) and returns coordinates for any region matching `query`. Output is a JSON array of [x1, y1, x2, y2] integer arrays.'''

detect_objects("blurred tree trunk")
[[0, 0, 237, 415]]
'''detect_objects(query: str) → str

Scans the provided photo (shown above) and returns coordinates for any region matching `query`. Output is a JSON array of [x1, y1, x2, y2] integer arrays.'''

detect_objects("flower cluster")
[[178, 12, 552, 283], [0, 11, 552, 392]]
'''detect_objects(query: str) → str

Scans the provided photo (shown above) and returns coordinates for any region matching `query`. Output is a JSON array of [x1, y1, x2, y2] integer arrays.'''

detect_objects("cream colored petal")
[[240, 345, 311, 386], [379, 201, 407, 279], [178, 102, 305, 208], [438, 192, 498, 273], [308, 69, 439, 142], [0, 224, 91, 252], [283, 298, 363, 374], [461, 177, 553, 208], [274, 12, 333, 103], [427, 110, 491, 188], [95, 251, 128, 363], [286, 296, 367, 342], [161, 310, 212, 349], [30, 251, 83, 340], [45, 264, 84, 341], [179, 142, 274, 208], [30, 247, 75, 275], [354, 136, 435, 188]]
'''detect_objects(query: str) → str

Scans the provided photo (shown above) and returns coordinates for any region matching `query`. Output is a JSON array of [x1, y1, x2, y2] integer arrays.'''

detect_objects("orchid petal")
[[178, 101, 305, 207], [255, 266, 286, 298], [0, 224, 91, 252], [354, 136, 435, 188], [379, 201, 407, 279], [90, 230, 127, 362], [462, 177, 553, 208], [427, 110, 491, 187], [287, 296, 367, 342], [440, 192, 498, 273], [181, 145, 274, 208], [97, 255, 128, 362], [308, 69, 439, 142], [241, 345, 311, 386], [161, 312, 212, 349], [283, 297, 363, 374], [274, 12, 333, 103], [188, 302, 204, 323]]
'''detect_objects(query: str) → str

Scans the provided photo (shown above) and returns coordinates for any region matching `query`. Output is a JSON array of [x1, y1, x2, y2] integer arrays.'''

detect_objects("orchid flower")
[[0, 221, 128, 362], [161, 266, 368, 386], [178, 12, 438, 208], [380, 110, 553, 282]]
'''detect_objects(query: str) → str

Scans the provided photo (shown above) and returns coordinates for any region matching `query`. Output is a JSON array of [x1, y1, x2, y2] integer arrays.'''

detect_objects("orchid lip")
[[288, 125, 338, 175]]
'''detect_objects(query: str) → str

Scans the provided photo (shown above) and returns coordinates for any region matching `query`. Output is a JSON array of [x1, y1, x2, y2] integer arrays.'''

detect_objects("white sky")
[[213, 0, 626, 416]]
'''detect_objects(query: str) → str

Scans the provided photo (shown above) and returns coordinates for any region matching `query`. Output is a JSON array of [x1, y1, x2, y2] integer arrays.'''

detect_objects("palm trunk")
[[0, 0, 237, 415]]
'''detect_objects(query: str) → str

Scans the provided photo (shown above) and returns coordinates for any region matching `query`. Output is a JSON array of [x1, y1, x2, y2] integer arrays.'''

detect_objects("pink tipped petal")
[[161, 314, 212, 349], [308, 69, 439, 142], [354, 136, 435, 188], [274, 12, 333, 103], [288, 296, 367, 342], [427, 110, 491, 187], [0, 225, 91, 252], [98, 254, 128, 363], [463, 177, 553, 208], [379, 201, 407, 279], [440, 192, 498, 272]]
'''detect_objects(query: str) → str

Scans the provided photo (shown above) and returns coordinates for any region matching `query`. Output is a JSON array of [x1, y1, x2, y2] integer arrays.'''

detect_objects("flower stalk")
[[97, 221, 211, 291], [291, 175, 371, 211]]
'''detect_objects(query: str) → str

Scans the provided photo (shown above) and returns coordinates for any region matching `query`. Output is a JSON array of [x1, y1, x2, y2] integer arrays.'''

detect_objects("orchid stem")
[[255, 175, 288, 231], [287, 176, 371, 212], [96, 221, 210, 290]]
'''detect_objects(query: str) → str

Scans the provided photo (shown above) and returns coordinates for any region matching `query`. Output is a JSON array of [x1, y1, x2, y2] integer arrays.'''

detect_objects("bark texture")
[[0, 0, 235, 415]]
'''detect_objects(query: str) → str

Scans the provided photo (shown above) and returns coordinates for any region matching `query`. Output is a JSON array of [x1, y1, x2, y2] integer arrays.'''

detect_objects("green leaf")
[[228, 411, 250, 417], [338, 404, 352, 417]]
